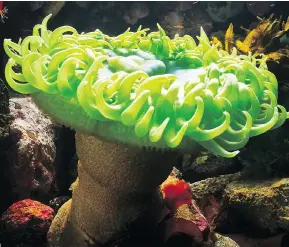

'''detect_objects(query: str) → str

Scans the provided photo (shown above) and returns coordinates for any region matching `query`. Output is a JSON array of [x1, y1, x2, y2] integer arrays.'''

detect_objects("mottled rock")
[[0, 81, 11, 214], [123, 2, 149, 25], [246, 2, 276, 16], [160, 11, 184, 36], [238, 125, 289, 179], [7, 97, 56, 200], [75, 1, 92, 9], [182, 4, 213, 37], [0, 80, 10, 142], [49, 196, 71, 213], [91, 1, 117, 12], [202, 2, 245, 23], [159, 3, 212, 38], [177, 1, 199, 11], [171, 167, 183, 179], [224, 233, 285, 247], [28, 1, 44, 11], [72, 2, 126, 36], [41, 1, 65, 17], [0, 199, 54, 247], [195, 233, 240, 247], [190, 173, 242, 202], [182, 151, 242, 183], [210, 233, 240, 247], [224, 178, 289, 233]]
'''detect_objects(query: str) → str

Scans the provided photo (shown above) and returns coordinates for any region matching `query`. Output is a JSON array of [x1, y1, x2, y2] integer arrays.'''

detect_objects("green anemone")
[[3, 14, 289, 157]]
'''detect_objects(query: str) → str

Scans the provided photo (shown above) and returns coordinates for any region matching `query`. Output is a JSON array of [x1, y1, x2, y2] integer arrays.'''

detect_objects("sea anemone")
[[3, 14, 288, 158], [3, 14, 289, 247]]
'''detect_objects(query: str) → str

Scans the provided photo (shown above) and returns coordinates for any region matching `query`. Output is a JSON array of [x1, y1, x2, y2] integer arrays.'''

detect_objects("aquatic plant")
[[4, 14, 289, 158], [212, 15, 289, 62]]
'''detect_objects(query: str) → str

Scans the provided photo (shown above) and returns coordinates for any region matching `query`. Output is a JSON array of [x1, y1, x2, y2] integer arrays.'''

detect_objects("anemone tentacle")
[[3, 15, 289, 158]]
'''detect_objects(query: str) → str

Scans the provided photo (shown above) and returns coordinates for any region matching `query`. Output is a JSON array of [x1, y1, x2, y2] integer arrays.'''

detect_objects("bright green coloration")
[[3, 15, 289, 157]]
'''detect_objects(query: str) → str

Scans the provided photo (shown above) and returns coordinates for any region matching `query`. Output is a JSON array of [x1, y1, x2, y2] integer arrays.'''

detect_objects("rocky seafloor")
[[0, 1, 289, 247]]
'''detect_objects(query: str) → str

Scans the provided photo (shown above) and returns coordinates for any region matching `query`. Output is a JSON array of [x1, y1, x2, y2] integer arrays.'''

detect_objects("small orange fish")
[[174, 25, 184, 29], [0, 1, 8, 23]]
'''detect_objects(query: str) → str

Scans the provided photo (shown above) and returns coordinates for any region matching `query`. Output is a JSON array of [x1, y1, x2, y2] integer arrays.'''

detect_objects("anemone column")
[[49, 133, 180, 246]]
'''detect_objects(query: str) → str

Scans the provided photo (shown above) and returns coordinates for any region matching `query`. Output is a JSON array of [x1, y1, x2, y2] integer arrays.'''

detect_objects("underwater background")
[[0, 1, 289, 247]]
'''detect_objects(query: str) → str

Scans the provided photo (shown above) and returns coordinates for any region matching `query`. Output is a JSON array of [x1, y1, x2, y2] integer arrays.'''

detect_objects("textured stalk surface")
[[72, 133, 179, 244]]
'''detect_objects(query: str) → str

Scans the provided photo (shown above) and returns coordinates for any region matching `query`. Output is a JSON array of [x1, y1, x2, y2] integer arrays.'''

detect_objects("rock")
[[41, 1, 65, 17], [190, 173, 242, 202], [0, 199, 54, 247], [214, 207, 243, 234], [0, 81, 10, 142], [246, 2, 276, 16], [171, 167, 183, 179], [224, 178, 289, 233], [163, 207, 205, 243], [0, 81, 11, 214], [202, 2, 245, 23], [223, 234, 262, 247], [75, 1, 92, 9], [182, 151, 242, 183], [196, 233, 240, 247], [238, 125, 289, 179], [123, 2, 149, 25], [7, 97, 56, 200], [224, 233, 285, 247], [209, 233, 240, 247], [160, 11, 184, 36], [75, 2, 126, 36], [93, 1, 117, 11], [177, 1, 198, 11], [159, 3, 212, 38], [49, 196, 71, 213], [28, 1, 44, 11], [182, 4, 213, 37]]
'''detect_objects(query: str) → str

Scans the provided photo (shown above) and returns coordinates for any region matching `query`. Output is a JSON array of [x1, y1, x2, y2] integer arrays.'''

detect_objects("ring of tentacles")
[[3, 14, 289, 157]]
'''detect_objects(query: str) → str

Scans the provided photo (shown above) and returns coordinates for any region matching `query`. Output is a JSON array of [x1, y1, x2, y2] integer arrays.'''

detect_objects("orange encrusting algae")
[[161, 176, 192, 210]]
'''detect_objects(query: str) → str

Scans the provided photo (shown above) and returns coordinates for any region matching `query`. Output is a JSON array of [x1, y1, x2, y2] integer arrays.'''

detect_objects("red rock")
[[0, 199, 54, 246]]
